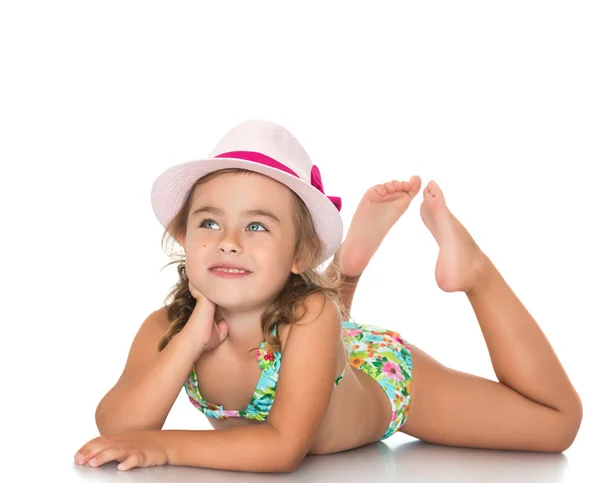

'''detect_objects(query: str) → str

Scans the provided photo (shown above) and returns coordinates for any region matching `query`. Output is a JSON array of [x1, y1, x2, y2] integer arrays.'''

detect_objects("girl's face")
[[180, 172, 301, 312]]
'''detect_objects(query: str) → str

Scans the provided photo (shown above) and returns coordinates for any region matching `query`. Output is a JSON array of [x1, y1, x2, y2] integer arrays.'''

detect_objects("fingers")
[[117, 455, 140, 471], [77, 444, 141, 471], [217, 319, 229, 338], [74, 437, 103, 465], [75, 436, 129, 468], [86, 447, 127, 468], [188, 284, 216, 308], [188, 281, 202, 299]]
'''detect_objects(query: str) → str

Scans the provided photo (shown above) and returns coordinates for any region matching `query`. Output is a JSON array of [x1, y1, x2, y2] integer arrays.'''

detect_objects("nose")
[[217, 231, 242, 254]]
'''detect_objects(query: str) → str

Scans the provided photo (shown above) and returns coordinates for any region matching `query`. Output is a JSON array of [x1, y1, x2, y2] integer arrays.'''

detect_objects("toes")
[[423, 184, 431, 198], [429, 180, 443, 198], [422, 181, 447, 205], [391, 179, 403, 191], [390, 178, 421, 197], [390, 180, 407, 193], [424, 181, 437, 197], [383, 180, 407, 195], [373, 183, 388, 197], [373, 178, 423, 198], [409, 174, 422, 188], [383, 181, 396, 193], [408, 176, 422, 196]]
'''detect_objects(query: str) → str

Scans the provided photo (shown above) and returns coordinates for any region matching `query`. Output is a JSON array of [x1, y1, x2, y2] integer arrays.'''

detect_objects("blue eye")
[[200, 219, 220, 229], [247, 222, 267, 232]]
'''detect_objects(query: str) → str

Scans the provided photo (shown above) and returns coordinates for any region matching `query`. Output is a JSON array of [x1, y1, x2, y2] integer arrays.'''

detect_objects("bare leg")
[[401, 181, 583, 452], [324, 176, 422, 316]]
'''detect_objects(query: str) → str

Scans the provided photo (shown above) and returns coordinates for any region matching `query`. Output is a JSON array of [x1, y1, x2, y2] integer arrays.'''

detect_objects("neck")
[[215, 304, 269, 349]]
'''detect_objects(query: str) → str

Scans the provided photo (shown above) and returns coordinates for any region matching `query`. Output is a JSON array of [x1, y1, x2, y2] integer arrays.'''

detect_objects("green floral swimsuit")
[[184, 321, 412, 440]]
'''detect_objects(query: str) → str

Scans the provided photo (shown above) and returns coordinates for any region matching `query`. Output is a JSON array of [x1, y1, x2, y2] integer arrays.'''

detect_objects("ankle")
[[466, 253, 496, 297], [340, 272, 362, 284]]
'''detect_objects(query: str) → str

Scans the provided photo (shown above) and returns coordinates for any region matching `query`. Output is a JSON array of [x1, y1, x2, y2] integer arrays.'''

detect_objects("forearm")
[[157, 425, 299, 473], [96, 331, 201, 434]]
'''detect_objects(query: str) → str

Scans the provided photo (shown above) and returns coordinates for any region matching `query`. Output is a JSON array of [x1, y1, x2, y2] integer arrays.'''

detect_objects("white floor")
[[40, 394, 599, 482], [24, 382, 596, 482], [63, 442, 590, 483]]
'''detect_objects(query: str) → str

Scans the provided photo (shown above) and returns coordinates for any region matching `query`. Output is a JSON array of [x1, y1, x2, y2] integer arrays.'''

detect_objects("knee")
[[551, 398, 583, 453]]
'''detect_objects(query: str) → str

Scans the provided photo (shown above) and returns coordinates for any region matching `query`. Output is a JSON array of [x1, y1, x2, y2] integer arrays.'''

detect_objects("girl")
[[74, 120, 582, 473]]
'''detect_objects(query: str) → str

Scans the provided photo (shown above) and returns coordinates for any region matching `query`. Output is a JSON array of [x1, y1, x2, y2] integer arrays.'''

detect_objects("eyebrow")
[[190, 206, 281, 224]]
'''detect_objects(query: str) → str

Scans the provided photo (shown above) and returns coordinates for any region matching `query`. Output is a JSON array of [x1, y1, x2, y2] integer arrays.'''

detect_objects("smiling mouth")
[[210, 267, 252, 274]]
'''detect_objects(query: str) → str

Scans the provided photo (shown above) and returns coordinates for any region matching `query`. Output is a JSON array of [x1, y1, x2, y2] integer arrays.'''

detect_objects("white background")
[[1, 1, 598, 482]]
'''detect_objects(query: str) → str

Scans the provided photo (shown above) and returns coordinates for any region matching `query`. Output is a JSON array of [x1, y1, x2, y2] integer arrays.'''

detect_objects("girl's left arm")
[[75, 292, 342, 473]]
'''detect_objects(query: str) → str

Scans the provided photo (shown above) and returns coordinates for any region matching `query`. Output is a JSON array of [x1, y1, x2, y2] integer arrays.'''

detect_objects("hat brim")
[[151, 157, 343, 265]]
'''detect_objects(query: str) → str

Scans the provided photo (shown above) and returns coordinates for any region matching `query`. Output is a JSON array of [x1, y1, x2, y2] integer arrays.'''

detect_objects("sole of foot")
[[337, 176, 422, 277], [419, 180, 488, 293]]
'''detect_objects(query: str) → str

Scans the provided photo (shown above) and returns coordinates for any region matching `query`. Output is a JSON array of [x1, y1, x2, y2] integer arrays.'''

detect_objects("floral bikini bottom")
[[341, 321, 413, 440]]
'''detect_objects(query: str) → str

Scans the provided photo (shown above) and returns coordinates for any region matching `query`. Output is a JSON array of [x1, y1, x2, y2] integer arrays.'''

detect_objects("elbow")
[[95, 399, 123, 435], [94, 400, 163, 436], [94, 392, 122, 434], [277, 445, 308, 473], [277, 455, 302, 474], [94, 401, 111, 434], [286, 451, 306, 473], [95, 407, 122, 436], [268, 436, 305, 473], [258, 424, 308, 473]]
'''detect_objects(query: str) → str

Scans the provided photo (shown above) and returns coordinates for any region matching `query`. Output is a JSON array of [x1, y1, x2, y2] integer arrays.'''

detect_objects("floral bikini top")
[[183, 326, 346, 421]]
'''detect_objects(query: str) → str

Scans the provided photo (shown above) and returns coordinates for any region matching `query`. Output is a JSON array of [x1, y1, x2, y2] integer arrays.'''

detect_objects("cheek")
[[184, 238, 209, 265], [257, 241, 296, 272], [186, 228, 213, 249]]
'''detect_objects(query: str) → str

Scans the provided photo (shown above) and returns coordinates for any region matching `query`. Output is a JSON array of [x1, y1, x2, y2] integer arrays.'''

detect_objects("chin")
[[191, 275, 281, 313], [206, 291, 273, 314], [198, 288, 247, 310]]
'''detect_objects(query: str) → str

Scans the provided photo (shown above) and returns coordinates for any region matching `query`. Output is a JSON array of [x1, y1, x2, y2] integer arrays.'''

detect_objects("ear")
[[175, 233, 186, 250], [291, 254, 309, 274], [291, 260, 301, 274]]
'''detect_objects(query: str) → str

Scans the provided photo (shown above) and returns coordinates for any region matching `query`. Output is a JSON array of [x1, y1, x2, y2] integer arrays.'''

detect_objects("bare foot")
[[419, 180, 488, 293], [337, 176, 422, 277]]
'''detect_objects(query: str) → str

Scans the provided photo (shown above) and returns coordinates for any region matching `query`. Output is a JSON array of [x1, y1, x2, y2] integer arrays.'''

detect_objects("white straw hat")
[[150, 119, 343, 264]]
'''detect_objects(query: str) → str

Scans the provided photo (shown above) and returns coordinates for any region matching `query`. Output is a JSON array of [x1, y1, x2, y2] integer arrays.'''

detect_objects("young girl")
[[74, 120, 582, 473]]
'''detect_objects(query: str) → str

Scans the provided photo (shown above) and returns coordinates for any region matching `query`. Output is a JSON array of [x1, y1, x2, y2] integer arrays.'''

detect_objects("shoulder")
[[149, 305, 172, 331], [131, 305, 173, 345], [293, 291, 341, 329], [111, 305, 174, 387], [278, 293, 341, 352], [133, 305, 173, 342]]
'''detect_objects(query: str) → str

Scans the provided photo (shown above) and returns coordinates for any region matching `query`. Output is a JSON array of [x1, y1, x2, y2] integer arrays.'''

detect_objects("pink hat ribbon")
[[215, 150, 342, 211]]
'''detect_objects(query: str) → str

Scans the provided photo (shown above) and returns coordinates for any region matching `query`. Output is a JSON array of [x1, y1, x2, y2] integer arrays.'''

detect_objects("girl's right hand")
[[185, 282, 229, 352]]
